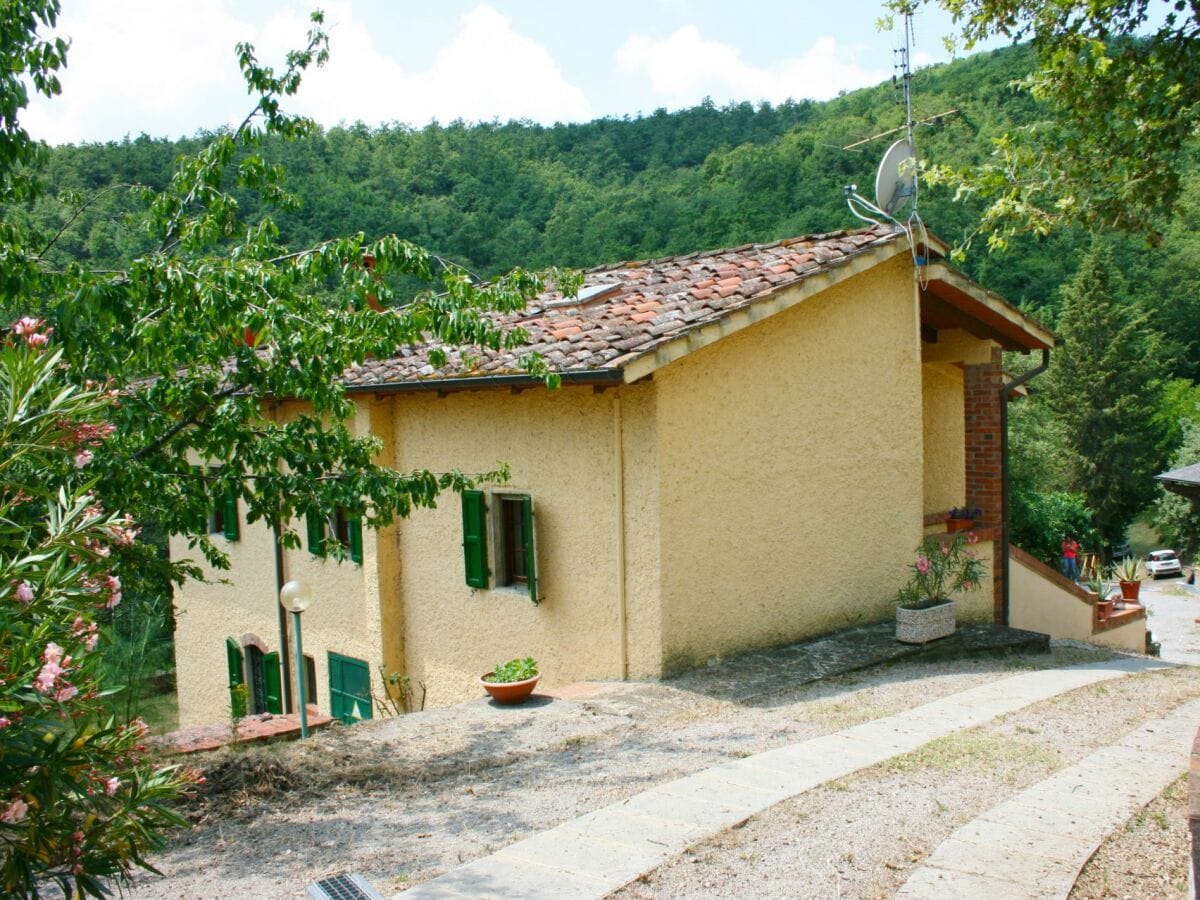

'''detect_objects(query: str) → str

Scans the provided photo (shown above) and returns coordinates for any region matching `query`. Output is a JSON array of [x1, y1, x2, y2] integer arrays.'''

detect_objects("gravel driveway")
[[125, 640, 1200, 899], [1137, 573, 1200, 664]]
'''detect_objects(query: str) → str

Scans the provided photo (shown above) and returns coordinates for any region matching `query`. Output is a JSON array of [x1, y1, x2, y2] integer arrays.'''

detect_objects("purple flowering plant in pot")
[[895, 532, 987, 644]]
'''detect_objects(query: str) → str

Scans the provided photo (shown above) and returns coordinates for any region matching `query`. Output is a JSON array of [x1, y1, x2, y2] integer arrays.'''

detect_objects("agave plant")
[[1113, 556, 1142, 583]]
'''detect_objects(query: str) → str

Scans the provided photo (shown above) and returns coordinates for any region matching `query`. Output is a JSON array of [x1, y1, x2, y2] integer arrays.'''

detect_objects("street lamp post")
[[279, 580, 315, 738]]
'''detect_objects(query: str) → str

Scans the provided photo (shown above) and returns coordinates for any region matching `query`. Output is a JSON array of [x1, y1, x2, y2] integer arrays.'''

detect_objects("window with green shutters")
[[225, 637, 246, 718], [307, 508, 362, 564], [201, 467, 239, 541], [328, 652, 373, 724], [461, 491, 539, 604]]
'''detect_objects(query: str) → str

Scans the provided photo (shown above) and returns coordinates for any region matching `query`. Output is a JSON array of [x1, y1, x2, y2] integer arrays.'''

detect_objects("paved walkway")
[[396, 656, 1169, 899], [898, 697, 1200, 898], [150, 705, 334, 754]]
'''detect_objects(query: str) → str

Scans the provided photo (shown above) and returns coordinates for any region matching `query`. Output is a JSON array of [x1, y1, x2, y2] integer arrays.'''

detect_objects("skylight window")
[[546, 280, 621, 309]]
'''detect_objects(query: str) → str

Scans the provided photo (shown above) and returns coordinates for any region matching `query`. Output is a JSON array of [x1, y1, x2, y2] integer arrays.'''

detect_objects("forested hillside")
[[6, 44, 1098, 309], [11, 40, 1200, 559]]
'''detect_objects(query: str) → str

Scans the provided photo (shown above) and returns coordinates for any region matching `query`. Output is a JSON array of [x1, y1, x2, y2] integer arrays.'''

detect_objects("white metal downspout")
[[613, 391, 629, 679]]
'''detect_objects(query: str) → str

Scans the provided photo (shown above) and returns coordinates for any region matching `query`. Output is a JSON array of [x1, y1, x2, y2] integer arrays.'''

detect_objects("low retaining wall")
[[1009, 546, 1146, 652]]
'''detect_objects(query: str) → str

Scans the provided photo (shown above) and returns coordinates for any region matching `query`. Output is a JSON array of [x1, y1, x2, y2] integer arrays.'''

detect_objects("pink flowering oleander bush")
[[0, 326, 196, 898], [895, 531, 988, 610]]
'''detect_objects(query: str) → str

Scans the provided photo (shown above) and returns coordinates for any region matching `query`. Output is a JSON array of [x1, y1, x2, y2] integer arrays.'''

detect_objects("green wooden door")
[[328, 652, 372, 724], [263, 651, 283, 714], [225, 637, 246, 718]]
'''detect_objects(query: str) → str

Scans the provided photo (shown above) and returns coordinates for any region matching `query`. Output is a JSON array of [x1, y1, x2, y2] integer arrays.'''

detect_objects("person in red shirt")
[[1061, 535, 1080, 582]]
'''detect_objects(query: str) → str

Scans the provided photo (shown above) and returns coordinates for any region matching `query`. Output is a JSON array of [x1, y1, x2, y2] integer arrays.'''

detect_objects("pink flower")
[[104, 777, 120, 796], [34, 661, 61, 695], [14, 581, 33, 603], [962, 580, 974, 590], [967, 532, 979, 545], [55, 684, 78, 703], [915, 556, 931, 575], [1, 798, 28, 824], [11, 317, 52, 349], [85, 630, 99, 653], [0, 717, 10, 729], [43, 642, 64, 665], [73, 449, 94, 469]]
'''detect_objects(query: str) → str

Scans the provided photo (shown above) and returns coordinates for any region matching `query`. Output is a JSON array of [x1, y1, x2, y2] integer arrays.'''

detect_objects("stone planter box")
[[896, 600, 957, 644]]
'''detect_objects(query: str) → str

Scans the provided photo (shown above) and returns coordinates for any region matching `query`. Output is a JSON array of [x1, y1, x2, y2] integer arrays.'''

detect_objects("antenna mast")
[[844, 4, 925, 254]]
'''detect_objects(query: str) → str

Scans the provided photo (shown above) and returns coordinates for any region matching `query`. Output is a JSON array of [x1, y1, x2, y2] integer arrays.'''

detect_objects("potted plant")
[[1084, 572, 1114, 619], [479, 656, 540, 705], [1112, 556, 1142, 602], [895, 532, 987, 643], [946, 506, 982, 533]]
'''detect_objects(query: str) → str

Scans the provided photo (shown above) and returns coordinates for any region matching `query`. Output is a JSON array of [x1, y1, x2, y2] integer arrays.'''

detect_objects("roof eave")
[[921, 262, 1057, 352]]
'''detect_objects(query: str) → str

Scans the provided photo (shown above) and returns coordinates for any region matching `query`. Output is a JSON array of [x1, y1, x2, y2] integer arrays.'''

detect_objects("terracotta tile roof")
[[344, 225, 902, 388]]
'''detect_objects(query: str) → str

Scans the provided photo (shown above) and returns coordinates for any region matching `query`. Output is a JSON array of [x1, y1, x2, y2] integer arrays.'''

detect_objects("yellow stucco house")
[[171, 224, 1055, 727]]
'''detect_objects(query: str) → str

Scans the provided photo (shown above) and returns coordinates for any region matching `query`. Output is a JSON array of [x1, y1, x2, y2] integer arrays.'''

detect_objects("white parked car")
[[1145, 549, 1183, 579]]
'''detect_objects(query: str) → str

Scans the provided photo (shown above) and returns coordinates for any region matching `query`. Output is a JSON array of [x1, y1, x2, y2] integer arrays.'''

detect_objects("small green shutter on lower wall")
[[521, 494, 538, 604], [262, 651, 283, 714], [328, 652, 372, 724], [225, 638, 246, 718], [461, 490, 488, 588]]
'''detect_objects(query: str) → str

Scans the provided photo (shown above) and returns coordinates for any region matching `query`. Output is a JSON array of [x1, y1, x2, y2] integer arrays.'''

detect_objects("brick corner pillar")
[[964, 348, 1005, 623]]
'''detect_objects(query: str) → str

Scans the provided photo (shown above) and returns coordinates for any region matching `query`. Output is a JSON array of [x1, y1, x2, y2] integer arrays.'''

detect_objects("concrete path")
[[396, 657, 1170, 899], [898, 696, 1200, 898]]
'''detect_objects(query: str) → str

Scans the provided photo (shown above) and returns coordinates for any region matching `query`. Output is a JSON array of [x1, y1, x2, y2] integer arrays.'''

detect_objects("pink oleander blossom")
[[915, 556, 931, 575], [14, 581, 33, 603], [73, 449, 94, 469], [0, 716, 10, 729], [104, 777, 120, 796], [55, 684, 78, 703], [1, 798, 28, 824]]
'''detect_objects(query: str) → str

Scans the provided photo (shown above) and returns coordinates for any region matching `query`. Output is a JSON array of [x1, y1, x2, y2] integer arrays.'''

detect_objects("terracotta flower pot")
[[946, 518, 975, 533], [479, 672, 540, 705], [1119, 580, 1141, 601], [1096, 598, 1115, 620]]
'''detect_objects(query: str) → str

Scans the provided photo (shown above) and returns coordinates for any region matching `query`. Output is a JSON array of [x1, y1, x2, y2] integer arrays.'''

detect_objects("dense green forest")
[[11, 41, 1200, 562]]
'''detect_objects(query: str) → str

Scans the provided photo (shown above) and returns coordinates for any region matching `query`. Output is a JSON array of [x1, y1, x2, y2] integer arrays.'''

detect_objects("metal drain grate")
[[306, 872, 384, 900]]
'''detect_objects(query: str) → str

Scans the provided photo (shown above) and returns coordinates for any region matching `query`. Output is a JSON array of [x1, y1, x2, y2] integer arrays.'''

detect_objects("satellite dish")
[[875, 138, 916, 217]]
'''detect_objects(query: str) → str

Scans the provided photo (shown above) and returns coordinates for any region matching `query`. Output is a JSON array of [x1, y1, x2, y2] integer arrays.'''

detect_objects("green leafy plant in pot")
[[1084, 571, 1115, 618], [895, 532, 986, 644], [1112, 556, 1142, 602], [480, 656, 540, 705]]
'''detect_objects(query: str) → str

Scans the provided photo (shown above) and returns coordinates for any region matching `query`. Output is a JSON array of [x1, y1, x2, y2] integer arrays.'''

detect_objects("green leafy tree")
[[3, 5, 576, 579], [1040, 245, 1169, 544], [894, 0, 1200, 246], [1153, 419, 1200, 559]]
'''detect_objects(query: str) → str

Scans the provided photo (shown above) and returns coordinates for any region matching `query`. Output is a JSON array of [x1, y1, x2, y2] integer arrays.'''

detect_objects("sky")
[[23, 1, 999, 146]]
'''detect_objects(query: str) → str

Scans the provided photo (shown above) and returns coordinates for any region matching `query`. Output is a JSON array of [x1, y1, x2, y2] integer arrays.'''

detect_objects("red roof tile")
[[343, 225, 901, 389]]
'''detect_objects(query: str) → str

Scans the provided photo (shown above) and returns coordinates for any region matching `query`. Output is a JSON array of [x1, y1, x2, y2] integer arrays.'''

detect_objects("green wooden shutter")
[[225, 638, 246, 718], [262, 651, 283, 714], [222, 487, 240, 541], [348, 517, 363, 565], [328, 652, 373, 724], [521, 495, 538, 604], [306, 510, 326, 557], [461, 490, 488, 588]]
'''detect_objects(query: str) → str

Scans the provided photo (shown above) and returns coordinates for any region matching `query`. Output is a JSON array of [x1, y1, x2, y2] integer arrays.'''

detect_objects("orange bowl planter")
[[480, 672, 540, 705]]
